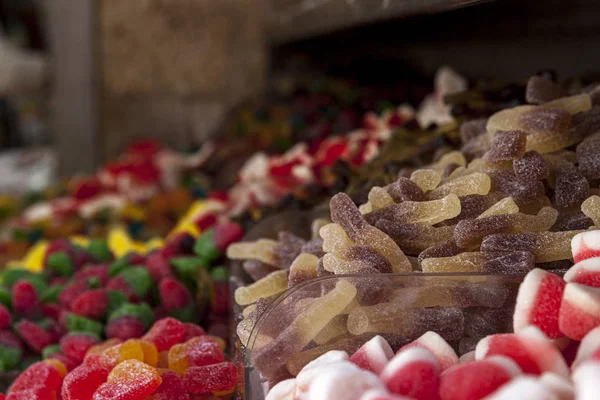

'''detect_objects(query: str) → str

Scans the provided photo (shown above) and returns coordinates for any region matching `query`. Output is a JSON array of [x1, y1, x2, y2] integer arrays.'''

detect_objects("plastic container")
[[229, 210, 525, 399], [240, 273, 523, 398]]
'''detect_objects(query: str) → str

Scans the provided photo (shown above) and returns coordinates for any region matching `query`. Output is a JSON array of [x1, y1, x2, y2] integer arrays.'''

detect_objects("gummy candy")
[[397, 332, 458, 371], [439, 356, 522, 400], [168, 336, 225, 375], [142, 317, 186, 352], [93, 359, 162, 400], [12, 280, 40, 320], [234, 270, 289, 306], [61, 363, 110, 400], [147, 370, 188, 400], [513, 269, 565, 338], [182, 361, 237, 394], [350, 335, 394, 375], [60, 333, 100, 362], [380, 347, 441, 400]]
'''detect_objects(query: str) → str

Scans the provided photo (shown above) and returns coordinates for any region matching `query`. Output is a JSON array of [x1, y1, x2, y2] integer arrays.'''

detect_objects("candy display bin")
[[237, 272, 525, 399]]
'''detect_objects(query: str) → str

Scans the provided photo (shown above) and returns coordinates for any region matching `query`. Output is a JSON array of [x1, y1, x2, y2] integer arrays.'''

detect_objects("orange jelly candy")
[[93, 359, 162, 400], [102, 339, 144, 367]]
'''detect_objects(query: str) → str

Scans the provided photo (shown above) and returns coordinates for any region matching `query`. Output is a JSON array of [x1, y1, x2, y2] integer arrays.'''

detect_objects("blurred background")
[[0, 0, 599, 192]]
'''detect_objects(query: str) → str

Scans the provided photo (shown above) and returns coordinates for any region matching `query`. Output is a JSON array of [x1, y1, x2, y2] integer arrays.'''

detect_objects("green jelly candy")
[[88, 239, 112, 262], [193, 229, 220, 262], [47, 251, 74, 277], [66, 313, 104, 337], [87, 277, 101, 289], [170, 257, 206, 284], [41, 285, 64, 304], [109, 257, 131, 277], [0, 345, 22, 371], [210, 266, 228, 282], [68, 330, 101, 341], [169, 305, 197, 323], [107, 290, 128, 313], [2, 269, 37, 287], [42, 344, 61, 359], [0, 286, 11, 308], [119, 267, 151, 298], [108, 302, 154, 329]]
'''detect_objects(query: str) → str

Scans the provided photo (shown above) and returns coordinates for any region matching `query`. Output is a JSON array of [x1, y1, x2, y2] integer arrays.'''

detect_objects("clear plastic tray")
[[229, 211, 525, 399], [237, 272, 524, 399]]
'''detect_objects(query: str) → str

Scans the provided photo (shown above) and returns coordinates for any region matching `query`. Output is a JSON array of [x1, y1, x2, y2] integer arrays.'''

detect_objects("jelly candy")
[[12, 280, 41, 319], [147, 370, 188, 400], [397, 332, 458, 371], [61, 363, 110, 400], [513, 269, 565, 338], [439, 356, 522, 400], [350, 336, 394, 375], [559, 283, 600, 340], [60, 333, 100, 362], [182, 361, 237, 394], [93, 359, 162, 400], [16, 320, 53, 353], [380, 348, 441, 400], [571, 230, 600, 263], [234, 270, 289, 306], [168, 336, 225, 375], [142, 317, 186, 352]]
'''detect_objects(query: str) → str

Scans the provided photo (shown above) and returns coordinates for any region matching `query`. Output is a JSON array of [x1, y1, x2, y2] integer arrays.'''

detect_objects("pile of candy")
[[265, 230, 600, 400], [2, 317, 237, 399], [0, 218, 242, 379], [226, 74, 600, 394]]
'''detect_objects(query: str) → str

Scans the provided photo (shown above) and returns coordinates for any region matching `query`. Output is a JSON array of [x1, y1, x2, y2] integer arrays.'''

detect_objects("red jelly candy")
[[439, 356, 522, 400], [146, 252, 172, 282], [350, 336, 394, 375], [16, 320, 53, 353], [380, 348, 441, 400], [75, 265, 109, 286], [476, 326, 569, 377], [148, 371, 188, 400], [214, 222, 244, 252], [12, 280, 40, 319], [105, 316, 145, 341], [142, 318, 186, 352], [559, 283, 600, 340], [0, 330, 23, 351], [61, 363, 110, 400], [60, 281, 89, 310], [211, 281, 229, 315], [565, 257, 600, 288], [159, 277, 192, 312], [60, 333, 100, 362], [183, 323, 206, 341], [42, 304, 62, 321], [182, 362, 237, 394], [8, 362, 62, 398], [572, 231, 600, 263], [93, 359, 162, 400], [513, 268, 566, 339], [106, 276, 137, 302], [194, 214, 217, 231], [0, 304, 11, 330], [397, 332, 459, 372], [72, 289, 109, 320]]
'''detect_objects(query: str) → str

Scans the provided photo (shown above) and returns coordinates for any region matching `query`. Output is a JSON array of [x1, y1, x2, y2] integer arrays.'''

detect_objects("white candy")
[[539, 373, 574, 400], [573, 361, 600, 400], [485, 376, 559, 400], [403, 331, 458, 371], [308, 363, 385, 400], [564, 257, 600, 283], [266, 379, 297, 400], [572, 230, 600, 260], [350, 336, 394, 374], [359, 389, 414, 400]]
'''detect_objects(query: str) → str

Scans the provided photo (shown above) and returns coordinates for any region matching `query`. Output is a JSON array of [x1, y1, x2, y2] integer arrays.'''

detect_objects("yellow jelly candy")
[[139, 340, 159, 367], [44, 358, 67, 377], [103, 339, 144, 366], [86, 338, 122, 357]]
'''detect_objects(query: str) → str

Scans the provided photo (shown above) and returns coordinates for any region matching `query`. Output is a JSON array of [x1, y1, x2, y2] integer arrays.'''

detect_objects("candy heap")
[[0, 219, 242, 378], [226, 74, 600, 391], [265, 230, 600, 400], [2, 317, 237, 399]]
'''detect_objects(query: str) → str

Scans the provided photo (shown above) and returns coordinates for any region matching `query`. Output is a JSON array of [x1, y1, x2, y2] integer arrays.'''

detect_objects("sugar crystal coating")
[[513, 151, 549, 181], [526, 76, 566, 104], [484, 130, 527, 167]]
